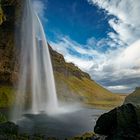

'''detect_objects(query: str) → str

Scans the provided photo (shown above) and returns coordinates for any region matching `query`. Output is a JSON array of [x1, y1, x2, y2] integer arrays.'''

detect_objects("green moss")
[[124, 87, 140, 106], [0, 86, 15, 108], [0, 113, 7, 123]]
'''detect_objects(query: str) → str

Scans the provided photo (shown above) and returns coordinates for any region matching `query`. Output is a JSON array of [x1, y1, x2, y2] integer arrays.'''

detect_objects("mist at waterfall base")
[[11, 0, 105, 138]]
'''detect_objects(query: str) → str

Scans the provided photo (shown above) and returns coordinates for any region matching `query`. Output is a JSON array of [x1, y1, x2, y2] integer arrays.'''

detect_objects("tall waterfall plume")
[[12, 0, 58, 120]]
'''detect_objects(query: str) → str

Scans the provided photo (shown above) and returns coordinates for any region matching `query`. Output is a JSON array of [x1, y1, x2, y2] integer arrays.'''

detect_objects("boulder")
[[0, 121, 18, 135], [94, 103, 140, 140]]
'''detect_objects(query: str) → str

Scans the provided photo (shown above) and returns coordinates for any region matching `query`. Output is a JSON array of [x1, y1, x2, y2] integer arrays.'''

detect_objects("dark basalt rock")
[[0, 121, 18, 135], [94, 103, 140, 140]]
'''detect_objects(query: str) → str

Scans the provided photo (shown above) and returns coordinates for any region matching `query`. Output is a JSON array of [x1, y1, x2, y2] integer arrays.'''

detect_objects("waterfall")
[[12, 0, 58, 120]]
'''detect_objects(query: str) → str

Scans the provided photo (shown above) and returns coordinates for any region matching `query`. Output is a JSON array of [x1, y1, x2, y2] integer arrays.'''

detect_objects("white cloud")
[[85, 0, 140, 92], [88, 0, 140, 45], [89, 40, 140, 93], [109, 40, 140, 77], [107, 85, 132, 93], [65, 56, 94, 70], [50, 34, 140, 93], [50, 36, 95, 70], [116, 40, 140, 69], [88, 0, 140, 26]]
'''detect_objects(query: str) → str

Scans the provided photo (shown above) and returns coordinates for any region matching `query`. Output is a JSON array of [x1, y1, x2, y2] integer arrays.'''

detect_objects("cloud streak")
[[85, 0, 140, 93], [51, 33, 140, 93], [88, 0, 140, 45]]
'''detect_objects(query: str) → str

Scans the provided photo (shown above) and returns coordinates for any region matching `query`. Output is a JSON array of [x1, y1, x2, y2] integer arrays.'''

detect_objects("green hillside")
[[124, 87, 140, 106], [55, 72, 124, 108]]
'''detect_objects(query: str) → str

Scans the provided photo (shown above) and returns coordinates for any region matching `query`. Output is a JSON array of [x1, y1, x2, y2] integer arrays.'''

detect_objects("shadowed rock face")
[[0, 0, 23, 85], [94, 108, 117, 136], [0, 121, 18, 135], [94, 103, 140, 140]]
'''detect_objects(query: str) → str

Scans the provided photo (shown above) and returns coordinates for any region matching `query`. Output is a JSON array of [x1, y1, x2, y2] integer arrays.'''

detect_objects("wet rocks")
[[94, 103, 140, 140], [0, 121, 18, 135]]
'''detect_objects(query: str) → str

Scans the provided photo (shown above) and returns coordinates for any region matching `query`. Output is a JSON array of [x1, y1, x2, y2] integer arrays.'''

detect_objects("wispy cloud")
[[50, 36, 95, 70], [85, 0, 140, 93], [90, 40, 140, 93], [50, 33, 140, 93], [88, 0, 140, 46]]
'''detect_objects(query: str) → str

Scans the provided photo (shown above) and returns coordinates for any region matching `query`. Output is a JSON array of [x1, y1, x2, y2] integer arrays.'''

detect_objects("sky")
[[33, 0, 140, 93]]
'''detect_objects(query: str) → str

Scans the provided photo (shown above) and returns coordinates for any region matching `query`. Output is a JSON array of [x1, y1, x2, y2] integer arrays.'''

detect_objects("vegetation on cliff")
[[0, 86, 15, 108], [54, 72, 124, 108], [0, 5, 6, 25], [49, 46, 91, 80]]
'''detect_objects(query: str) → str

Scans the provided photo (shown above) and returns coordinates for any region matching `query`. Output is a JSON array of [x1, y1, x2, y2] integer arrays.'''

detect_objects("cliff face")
[[0, 0, 23, 84], [0, 0, 124, 109], [94, 103, 140, 139], [49, 45, 91, 80], [124, 87, 140, 106]]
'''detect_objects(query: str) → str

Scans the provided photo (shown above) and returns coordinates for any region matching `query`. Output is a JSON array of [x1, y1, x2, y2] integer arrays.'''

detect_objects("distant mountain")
[[124, 87, 140, 106]]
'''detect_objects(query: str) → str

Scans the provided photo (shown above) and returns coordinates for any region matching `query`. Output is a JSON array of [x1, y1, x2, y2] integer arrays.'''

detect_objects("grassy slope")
[[124, 87, 140, 106], [0, 85, 15, 108], [55, 72, 124, 109]]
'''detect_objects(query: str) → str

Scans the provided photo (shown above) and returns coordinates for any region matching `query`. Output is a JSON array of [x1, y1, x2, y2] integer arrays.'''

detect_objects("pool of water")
[[17, 107, 106, 139]]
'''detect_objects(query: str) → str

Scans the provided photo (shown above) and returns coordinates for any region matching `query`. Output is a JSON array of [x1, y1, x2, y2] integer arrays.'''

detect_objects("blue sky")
[[33, 0, 140, 93], [44, 0, 113, 43]]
